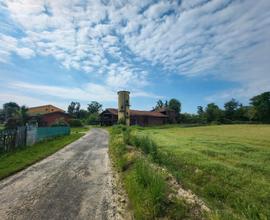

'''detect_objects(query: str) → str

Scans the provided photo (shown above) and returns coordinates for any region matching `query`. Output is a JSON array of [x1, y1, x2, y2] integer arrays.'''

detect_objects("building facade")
[[100, 108, 168, 126], [27, 105, 71, 126]]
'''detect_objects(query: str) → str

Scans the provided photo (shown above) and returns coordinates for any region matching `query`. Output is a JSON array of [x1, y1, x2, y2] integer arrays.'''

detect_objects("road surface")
[[0, 128, 117, 220]]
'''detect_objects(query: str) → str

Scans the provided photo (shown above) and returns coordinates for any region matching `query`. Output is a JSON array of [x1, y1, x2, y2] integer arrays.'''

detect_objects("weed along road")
[[0, 128, 116, 220]]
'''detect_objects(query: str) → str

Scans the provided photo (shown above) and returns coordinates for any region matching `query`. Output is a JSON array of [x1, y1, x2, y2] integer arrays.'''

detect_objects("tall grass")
[[109, 125, 198, 219], [124, 158, 166, 219], [129, 135, 158, 159], [109, 125, 127, 171]]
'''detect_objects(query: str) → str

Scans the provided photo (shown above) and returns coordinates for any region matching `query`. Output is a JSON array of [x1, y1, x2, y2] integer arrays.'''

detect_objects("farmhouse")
[[100, 91, 177, 126], [100, 108, 168, 126], [27, 104, 71, 126]]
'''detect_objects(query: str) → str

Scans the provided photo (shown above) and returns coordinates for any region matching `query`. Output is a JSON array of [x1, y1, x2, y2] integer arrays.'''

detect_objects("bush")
[[87, 113, 100, 125], [68, 119, 83, 127], [117, 117, 126, 125]]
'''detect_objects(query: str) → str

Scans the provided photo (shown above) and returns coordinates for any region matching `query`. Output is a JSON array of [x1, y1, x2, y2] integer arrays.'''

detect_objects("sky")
[[0, 0, 270, 113]]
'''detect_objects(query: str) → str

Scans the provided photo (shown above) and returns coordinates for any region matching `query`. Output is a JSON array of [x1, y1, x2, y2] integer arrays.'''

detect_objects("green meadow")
[[134, 125, 270, 219]]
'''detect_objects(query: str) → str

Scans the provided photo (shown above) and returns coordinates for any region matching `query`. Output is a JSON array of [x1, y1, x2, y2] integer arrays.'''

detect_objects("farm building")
[[152, 107, 177, 124], [27, 105, 71, 126], [27, 104, 65, 115], [100, 91, 176, 126], [100, 108, 169, 126]]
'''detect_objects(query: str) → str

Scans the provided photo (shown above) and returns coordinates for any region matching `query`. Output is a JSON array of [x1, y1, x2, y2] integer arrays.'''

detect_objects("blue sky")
[[0, 0, 270, 113]]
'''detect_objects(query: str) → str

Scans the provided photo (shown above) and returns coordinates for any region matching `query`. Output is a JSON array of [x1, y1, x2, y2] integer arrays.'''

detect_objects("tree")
[[154, 100, 164, 110], [3, 102, 20, 121], [2, 102, 29, 128], [87, 101, 102, 114], [235, 105, 250, 121], [20, 105, 29, 124], [168, 98, 181, 114], [197, 106, 206, 124], [197, 106, 204, 115], [67, 102, 81, 118], [87, 113, 100, 125], [164, 100, 168, 107], [224, 99, 240, 120], [205, 103, 223, 123], [0, 108, 4, 123], [78, 109, 88, 119], [250, 91, 270, 123]]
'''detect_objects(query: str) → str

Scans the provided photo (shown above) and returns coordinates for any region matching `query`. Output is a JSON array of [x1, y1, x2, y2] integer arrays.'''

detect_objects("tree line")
[[0, 91, 269, 128], [66, 101, 102, 126], [153, 91, 270, 124]]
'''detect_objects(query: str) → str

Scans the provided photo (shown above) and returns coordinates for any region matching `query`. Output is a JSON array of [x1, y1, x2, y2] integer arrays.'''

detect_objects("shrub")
[[117, 117, 126, 125], [87, 113, 100, 125], [68, 119, 83, 127]]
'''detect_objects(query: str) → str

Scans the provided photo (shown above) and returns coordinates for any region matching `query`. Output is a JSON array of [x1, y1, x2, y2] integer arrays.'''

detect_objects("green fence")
[[36, 127, 70, 142]]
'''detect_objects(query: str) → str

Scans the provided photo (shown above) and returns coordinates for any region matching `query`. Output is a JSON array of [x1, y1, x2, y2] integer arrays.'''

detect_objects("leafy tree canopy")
[[250, 92, 270, 122], [168, 98, 181, 114], [87, 101, 102, 114]]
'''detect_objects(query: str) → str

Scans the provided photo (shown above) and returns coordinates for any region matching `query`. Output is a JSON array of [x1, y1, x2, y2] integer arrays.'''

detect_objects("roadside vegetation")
[[132, 124, 270, 219], [109, 125, 208, 219], [0, 132, 84, 180], [70, 125, 92, 133]]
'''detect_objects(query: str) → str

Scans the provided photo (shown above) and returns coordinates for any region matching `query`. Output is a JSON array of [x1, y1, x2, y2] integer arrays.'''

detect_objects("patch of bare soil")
[[154, 165, 211, 219], [109, 166, 133, 220]]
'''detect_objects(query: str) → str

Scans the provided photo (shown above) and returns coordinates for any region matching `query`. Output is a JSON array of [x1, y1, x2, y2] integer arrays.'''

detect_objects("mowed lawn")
[[135, 125, 270, 219]]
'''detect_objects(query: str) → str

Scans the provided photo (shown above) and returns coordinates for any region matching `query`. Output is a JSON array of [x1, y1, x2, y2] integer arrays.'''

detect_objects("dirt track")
[[0, 128, 117, 220]]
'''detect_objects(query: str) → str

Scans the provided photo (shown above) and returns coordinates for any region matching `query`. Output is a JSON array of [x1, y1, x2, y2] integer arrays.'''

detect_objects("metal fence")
[[36, 127, 70, 142], [0, 126, 70, 153]]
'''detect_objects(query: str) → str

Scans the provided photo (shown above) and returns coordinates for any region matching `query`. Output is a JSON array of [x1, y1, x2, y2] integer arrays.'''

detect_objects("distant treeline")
[[153, 91, 270, 124], [1, 91, 269, 128]]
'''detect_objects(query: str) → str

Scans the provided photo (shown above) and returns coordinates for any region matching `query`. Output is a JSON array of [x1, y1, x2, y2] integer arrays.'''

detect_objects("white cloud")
[[0, 34, 35, 61], [6, 81, 159, 104], [0, 92, 68, 110], [1, 0, 270, 102]]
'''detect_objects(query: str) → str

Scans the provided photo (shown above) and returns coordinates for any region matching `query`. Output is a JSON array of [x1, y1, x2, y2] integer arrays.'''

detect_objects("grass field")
[[0, 133, 84, 180], [134, 125, 270, 219]]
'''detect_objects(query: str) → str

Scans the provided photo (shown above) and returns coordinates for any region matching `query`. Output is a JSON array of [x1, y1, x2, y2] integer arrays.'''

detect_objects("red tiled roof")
[[152, 107, 175, 112], [105, 108, 167, 118]]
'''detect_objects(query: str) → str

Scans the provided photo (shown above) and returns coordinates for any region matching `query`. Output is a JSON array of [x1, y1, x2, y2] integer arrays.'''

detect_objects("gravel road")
[[0, 128, 117, 220]]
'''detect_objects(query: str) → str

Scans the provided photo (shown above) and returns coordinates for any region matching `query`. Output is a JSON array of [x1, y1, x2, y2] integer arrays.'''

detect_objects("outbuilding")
[[100, 108, 168, 126], [27, 105, 71, 126]]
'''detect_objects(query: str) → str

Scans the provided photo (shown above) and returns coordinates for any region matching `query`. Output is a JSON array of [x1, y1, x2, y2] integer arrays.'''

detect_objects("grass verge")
[[71, 125, 92, 133], [109, 125, 203, 219], [0, 133, 84, 180]]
